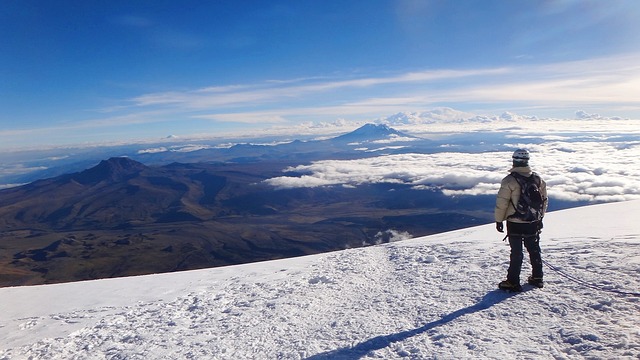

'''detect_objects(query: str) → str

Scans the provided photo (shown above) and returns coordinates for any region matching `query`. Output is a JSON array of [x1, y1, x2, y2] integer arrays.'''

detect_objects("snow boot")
[[498, 280, 522, 292], [527, 276, 544, 288]]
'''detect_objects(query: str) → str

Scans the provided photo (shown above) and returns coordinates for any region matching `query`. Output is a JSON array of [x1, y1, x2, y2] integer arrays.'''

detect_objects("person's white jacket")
[[494, 166, 548, 223]]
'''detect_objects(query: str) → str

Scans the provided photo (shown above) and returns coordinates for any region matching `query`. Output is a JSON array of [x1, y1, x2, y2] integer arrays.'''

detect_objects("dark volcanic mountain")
[[0, 126, 490, 287], [73, 157, 148, 185], [1, 157, 209, 229]]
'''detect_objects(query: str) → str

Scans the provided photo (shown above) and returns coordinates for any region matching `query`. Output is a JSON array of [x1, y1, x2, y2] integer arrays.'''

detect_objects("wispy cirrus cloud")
[[4, 54, 640, 151], [123, 53, 640, 125], [193, 113, 288, 124], [67, 53, 640, 147], [130, 68, 508, 109]]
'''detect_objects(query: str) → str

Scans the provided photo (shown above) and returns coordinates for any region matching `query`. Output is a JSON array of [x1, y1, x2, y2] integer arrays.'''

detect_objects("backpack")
[[509, 172, 544, 222]]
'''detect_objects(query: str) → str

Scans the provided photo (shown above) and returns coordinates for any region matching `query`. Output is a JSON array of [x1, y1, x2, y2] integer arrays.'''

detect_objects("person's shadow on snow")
[[305, 288, 527, 360]]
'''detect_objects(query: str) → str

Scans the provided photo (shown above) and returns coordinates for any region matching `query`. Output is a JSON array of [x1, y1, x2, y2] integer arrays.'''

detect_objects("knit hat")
[[512, 148, 530, 166]]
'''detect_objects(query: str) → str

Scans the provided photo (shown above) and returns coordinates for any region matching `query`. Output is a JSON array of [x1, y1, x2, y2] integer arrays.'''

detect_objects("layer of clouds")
[[372, 229, 413, 245], [0, 165, 48, 178], [0, 183, 25, 190], [137, 144, 214, 154], [575, 110, 626, 121], [263, 152, 506, 191], [264, 130, 640, 203]]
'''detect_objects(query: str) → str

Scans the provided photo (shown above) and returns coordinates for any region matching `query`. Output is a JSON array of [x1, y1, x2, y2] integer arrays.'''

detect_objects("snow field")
[[1, 200, 639, 359]]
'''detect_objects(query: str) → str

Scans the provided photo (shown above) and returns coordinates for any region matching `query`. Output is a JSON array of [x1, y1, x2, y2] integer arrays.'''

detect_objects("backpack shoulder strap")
[[530, 172, 541, 186], [509, 172, 525, 184], [507, 172, 522, 209], [511, 171, 539, 184]]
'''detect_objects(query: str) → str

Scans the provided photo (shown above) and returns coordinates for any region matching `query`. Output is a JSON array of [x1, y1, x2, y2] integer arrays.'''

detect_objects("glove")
[[496, 222, 504, 233]]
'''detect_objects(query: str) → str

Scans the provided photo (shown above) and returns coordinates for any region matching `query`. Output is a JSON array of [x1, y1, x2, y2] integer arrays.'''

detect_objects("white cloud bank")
[[372, 229, 414, 245], [264, 137, 640, 203]]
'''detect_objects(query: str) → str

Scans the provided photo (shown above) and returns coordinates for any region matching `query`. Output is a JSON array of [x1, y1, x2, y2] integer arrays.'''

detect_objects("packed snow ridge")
[[1, 201, 639, 359]]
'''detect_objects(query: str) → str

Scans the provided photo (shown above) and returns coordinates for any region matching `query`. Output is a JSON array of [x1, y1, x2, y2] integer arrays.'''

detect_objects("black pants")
[[506, 221, 543, 284]]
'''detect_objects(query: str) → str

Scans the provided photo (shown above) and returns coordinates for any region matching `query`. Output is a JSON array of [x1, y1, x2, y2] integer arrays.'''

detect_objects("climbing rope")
[[501, 233, 640, 297], [542, 259, 640, 297]]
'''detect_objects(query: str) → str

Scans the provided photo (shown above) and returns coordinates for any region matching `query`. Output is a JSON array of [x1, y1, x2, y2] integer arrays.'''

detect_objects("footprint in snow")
[[308, 276, 334, 285], [18, 318, 39, 330]]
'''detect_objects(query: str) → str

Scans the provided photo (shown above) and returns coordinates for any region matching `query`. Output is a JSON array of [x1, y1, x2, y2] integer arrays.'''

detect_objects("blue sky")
[[2, 0, 640, 149]]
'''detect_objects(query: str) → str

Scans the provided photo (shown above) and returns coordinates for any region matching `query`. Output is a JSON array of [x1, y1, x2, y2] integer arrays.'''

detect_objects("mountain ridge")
[[0, 145, 492, 286], [71, 157, 148, 185]]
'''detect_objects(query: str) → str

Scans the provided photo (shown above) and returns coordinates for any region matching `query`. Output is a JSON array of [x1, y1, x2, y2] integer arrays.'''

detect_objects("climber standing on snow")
[[495, 149, 548, 292]]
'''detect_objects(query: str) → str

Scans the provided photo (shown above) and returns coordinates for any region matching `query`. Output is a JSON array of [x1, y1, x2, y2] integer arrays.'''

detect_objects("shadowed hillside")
[[0, 155, 491, 287]]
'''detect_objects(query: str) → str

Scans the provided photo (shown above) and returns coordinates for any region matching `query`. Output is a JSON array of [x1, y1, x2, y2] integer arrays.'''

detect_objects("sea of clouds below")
[[264, 115, 640, 204]]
